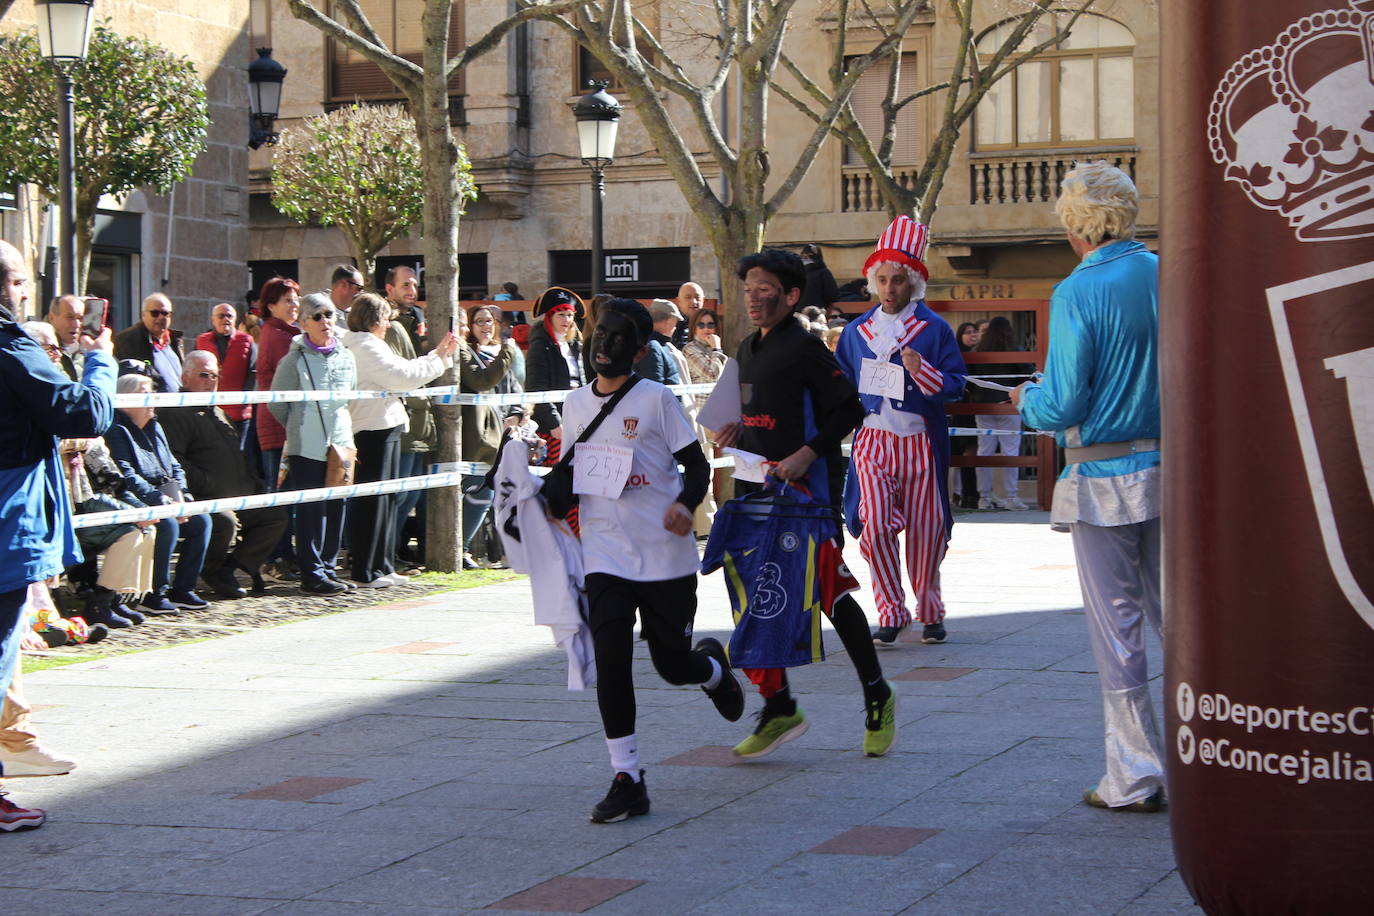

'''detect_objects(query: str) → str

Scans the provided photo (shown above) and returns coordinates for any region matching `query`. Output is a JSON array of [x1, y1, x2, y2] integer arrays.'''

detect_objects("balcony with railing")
[[840, 165, 918, 212], [969, 148, 1137, 205]]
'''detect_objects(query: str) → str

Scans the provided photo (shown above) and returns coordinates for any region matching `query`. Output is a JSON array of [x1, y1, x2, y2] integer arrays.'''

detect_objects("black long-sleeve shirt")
[[735, 314, 863, 503]]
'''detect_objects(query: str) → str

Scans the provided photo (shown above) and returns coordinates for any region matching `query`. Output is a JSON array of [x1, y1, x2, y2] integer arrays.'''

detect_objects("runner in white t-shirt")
[[565, 298, 744, 824]]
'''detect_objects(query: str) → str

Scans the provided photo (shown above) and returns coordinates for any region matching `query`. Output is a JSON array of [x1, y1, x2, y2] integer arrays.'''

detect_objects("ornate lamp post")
[[248, 47, 287, 150], [33, 0, 95, 295], [573, 82, 621, 297]]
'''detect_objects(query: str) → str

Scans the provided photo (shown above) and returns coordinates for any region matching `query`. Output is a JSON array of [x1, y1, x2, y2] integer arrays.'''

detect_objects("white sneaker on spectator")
[[356, 577, 392, 589], [382, 572, 410, 586], [986, 494, 1010, 509], [0, 744, 78, 777], [1005, 497, 1030, 510]]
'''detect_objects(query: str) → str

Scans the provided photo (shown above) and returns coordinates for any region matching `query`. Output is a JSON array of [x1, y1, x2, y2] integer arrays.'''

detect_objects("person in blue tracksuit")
[[1014, 161, 1164, 813]]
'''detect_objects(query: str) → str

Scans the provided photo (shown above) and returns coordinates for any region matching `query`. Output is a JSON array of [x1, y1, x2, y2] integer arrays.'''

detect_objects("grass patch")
[[22, 654, 90, 674], [411, 568, 524, 591]]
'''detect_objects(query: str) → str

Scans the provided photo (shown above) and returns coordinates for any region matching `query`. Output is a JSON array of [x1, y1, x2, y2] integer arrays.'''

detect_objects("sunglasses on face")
[[309, 311, 336, 323], [197, 371, 219, 380], [697, 321, 716, 329], [147, 309, 172, 317]]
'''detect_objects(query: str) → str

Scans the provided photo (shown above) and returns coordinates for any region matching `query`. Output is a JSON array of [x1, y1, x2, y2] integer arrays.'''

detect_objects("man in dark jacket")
[[114, 293, 185, 393], [0, 240, 116, 831], [159, 350, 289, 598]]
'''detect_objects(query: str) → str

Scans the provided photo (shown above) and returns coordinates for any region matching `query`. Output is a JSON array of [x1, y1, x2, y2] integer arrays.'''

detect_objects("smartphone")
[[82, 297, 109, 337], [449, 314, 458, 334]]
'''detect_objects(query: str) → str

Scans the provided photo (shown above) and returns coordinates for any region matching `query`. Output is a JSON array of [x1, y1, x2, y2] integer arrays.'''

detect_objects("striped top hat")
[[863, 215, 930, 280]]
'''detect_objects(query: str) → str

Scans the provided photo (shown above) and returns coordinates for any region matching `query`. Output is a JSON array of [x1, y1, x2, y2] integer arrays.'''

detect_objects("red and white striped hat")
[[862, 215, 930, 280]]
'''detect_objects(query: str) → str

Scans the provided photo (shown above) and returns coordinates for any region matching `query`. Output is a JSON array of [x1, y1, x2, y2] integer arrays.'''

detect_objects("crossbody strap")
[[298, 350, 332, 436], [561, 374, 641, 466]]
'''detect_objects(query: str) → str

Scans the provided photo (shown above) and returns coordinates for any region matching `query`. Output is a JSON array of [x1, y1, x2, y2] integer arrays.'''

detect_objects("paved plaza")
[[2, 512, 1193, 915]]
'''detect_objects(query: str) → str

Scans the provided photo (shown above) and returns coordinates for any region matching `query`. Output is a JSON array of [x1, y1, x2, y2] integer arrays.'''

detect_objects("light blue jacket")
[[268, 337, 357, 462], [1018, 239, 1160, 480]]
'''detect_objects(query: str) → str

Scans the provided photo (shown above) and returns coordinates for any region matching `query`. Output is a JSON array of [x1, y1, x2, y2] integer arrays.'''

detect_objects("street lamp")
[[34, 0, 95, 296], [573, 81, 621, 297], [248, 47, 287, 150]]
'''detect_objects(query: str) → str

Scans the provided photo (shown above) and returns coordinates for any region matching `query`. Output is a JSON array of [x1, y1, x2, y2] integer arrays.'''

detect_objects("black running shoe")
[[590, 771, 650, 824], [922, 623, 947, 644], [872, 625, 906, 647], [695, 637, 744, 722]]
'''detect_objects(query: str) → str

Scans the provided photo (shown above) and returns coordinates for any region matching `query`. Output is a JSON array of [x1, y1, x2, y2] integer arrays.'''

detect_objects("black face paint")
[[591, 311, 641, 378]]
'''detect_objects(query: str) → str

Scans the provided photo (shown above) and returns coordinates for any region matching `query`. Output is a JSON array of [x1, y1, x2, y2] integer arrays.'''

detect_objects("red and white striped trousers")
[[852, 426, 946, 628]]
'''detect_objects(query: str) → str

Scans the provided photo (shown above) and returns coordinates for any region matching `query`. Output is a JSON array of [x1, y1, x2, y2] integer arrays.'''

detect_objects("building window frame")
[[973, 13, 1134, 151], [325, 0, 465, 109], [842, 50, 921, 167]]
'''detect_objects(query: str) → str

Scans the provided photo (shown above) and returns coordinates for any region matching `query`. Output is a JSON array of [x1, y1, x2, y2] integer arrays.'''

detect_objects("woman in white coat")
[[343, 293, 457, 586]]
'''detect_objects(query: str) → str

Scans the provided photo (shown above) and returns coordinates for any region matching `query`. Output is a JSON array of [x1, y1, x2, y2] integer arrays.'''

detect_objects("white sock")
[[606, 734, 640, 780], [703, 656, 723, 690]]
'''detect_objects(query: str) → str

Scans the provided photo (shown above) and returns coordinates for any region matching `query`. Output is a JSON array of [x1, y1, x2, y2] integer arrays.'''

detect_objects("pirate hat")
[[862, 215, 930, 281], [532, 286, 586, 322]]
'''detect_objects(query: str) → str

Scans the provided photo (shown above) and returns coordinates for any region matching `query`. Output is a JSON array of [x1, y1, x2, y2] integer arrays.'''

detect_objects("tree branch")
[[450, 0, 592, 77], [285, 0, 421, 87]]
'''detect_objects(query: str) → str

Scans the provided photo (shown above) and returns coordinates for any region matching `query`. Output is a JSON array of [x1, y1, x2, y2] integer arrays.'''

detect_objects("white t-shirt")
[[562, 379, 700, 581]]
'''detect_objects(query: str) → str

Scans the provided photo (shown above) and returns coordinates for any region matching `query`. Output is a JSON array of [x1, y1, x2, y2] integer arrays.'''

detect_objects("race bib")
[[858, 357, 905, 400], [573, 443, 634, 498]]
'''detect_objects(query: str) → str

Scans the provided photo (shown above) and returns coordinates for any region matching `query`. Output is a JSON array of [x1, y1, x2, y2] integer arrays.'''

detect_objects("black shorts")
[[585, 572, 698, 650]]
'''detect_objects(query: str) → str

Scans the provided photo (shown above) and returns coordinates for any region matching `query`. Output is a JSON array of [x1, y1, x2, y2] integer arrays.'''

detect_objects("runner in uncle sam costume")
[[835, 216, 967, 647]]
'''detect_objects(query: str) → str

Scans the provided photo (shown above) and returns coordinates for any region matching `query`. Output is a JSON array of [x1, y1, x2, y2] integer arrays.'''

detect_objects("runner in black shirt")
[[714, 249, 897, 759]]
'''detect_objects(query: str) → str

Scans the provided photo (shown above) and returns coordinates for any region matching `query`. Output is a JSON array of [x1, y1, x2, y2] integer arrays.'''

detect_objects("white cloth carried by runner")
[[492, 439, 596, 689]]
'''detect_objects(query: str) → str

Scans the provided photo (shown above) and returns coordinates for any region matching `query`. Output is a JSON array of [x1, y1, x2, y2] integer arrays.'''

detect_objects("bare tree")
[[284, 0, 585, 572], [539, 0, 925, 343], [776, 0, 1098, 225], [272, 104, 476, 287]]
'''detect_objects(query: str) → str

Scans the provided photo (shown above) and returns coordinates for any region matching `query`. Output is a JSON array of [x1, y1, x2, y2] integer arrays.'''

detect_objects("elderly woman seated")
[[105, 371, 212, 613]]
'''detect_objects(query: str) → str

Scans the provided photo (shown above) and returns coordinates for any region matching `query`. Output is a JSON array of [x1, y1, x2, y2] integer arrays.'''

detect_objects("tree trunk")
[[416, 0, 463, 574], [710, 208, 766, 349], [74, 216, 93, 296]]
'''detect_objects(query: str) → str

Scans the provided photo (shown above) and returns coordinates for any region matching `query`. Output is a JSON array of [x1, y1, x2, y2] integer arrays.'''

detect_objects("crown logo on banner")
[[1208, 0, 1374, 242]]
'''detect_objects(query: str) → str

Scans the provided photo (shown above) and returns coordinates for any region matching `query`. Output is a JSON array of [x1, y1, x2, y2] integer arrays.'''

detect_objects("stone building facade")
[[249, 0, 1157, 335], [0, 0, 252, 333]]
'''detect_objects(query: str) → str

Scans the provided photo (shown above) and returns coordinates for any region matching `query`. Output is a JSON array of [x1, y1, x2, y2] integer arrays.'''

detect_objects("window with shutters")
[[974, 13, 1134, 150], [327, 0, 464, 108], [573, 2, 660, 94], [843, 52, 920, 167]]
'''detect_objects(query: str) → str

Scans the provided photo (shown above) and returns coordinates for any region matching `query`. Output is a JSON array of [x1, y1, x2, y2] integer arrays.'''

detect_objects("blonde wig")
[[1055, 160, 1139, 245]]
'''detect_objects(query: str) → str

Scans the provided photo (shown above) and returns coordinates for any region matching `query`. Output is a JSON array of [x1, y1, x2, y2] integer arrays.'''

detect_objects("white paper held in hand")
[[695, 358, 741, 433], [573, 442, 634, 498], [723, 447, 770, 483], [858, 357, 905, 400]]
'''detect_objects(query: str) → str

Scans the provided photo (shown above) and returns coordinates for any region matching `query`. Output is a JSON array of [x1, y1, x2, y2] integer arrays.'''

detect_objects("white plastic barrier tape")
[[72, 471, 476, 529], [114, 382, 717, 410]]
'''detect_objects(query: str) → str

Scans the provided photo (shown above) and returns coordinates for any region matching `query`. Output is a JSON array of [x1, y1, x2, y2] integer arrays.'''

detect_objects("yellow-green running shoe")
[[733, 707, 808, 759], [863, 682, 898, 757]]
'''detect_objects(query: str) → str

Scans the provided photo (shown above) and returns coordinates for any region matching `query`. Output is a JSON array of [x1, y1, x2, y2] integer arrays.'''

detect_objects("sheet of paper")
[[724, 446, 770, 483], [858, 356, 905, 399], [695, 358, 741, 433], [573, 443, 634, 498]]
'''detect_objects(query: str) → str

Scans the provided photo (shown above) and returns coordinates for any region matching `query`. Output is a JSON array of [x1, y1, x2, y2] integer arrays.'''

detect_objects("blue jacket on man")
[[0, 317, 116, 593], [633, 333, 683, 386]]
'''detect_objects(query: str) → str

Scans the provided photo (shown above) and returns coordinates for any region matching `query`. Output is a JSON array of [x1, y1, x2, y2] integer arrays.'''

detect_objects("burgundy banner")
[[1162, 0, 1374, 911]]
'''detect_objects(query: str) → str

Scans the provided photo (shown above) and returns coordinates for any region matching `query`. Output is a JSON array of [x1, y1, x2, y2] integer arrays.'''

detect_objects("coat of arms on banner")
[[1208, 0, 1374, 242], [1211, 1, 1374, 629]]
